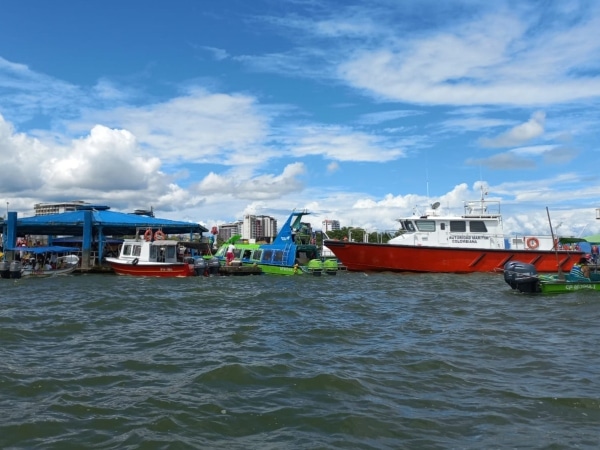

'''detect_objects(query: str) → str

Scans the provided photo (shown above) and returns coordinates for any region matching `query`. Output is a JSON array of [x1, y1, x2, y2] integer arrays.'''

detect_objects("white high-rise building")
[[217, 222, 242, 242], [322, 219, 340, 232], [242, 215, 277, 242], [217, 215, 278, 243]]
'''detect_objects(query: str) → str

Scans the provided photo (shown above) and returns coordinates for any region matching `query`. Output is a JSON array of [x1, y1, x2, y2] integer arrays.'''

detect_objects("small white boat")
[[105, 231, 196, 277], [2, 245, 80, 278]]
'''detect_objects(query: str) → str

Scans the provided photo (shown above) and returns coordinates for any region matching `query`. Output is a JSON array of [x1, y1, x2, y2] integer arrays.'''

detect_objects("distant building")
[[242, 215, 277, 242], [218, 215, 278, 243], [322, 219, 340, 232], [34, 201, 156, 217], [34, 201, 90, 216], [217, 221, 242, 243]]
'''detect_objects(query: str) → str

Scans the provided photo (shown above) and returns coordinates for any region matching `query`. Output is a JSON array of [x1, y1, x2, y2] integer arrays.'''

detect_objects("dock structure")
[[219, 264, 262, 276], [1, 210, 208, 272]]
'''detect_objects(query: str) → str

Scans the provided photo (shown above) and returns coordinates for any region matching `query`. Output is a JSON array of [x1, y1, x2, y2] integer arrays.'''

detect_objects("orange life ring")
[[154, 230, 166, 240], [526, 237, 540, 249], [143, 229, 153, 241]]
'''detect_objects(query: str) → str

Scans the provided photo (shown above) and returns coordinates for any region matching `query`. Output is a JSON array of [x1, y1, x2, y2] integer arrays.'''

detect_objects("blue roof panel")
[[13, 210, 207, 236]]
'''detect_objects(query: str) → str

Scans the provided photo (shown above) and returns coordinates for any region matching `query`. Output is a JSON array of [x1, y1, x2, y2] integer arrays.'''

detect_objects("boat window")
[[123, 244, 132, 256], [440, 223, 445, 230], [166, 246, 176, 259], [132, 246, 142, 257], [450, 221, 467, 232], [273, 251, 284, 262], [469, 221, 488, 232], [262, 250, 273, 262], [253, 250, 262, 261], [415, 220, 436, 232], [402, 220, 416, 232], [150, 246, 157, 259]]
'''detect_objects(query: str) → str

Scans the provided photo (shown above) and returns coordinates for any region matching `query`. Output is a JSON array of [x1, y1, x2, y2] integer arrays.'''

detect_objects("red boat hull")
[[323, 241, 583, 273], [108, 261, 195, 277]]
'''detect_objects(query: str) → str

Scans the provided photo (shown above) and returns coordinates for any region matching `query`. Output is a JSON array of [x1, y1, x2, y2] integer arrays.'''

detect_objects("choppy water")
[[1, 272, 599, 449]]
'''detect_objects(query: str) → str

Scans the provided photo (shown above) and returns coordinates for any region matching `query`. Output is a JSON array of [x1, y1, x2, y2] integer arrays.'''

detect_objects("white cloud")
[[199, 46, 230, 61], [289, 125, 405, 162], [465, 152, 536, 170], [44, 125, 161, 191], [479, 111, 546, 148], [337, 9, 600, 106], [76, 89, 275, 165], [357, 109, 424, 125], [326, 161, 339, 173]]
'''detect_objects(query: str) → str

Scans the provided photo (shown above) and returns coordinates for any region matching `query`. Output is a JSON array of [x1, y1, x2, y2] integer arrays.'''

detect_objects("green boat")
[[504, 260, 600, 294], [536, 274, 600, 294], [214, 211, 331, 276]]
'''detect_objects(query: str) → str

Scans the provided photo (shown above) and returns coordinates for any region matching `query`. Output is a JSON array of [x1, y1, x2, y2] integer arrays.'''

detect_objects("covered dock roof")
[[9, 209, 207, 236]]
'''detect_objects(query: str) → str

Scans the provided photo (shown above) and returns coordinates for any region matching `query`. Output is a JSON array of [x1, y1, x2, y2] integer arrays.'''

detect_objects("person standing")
[[226, 243, 236, 266]]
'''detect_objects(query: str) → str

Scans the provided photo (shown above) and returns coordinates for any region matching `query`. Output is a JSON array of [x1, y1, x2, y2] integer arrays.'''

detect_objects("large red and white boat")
[[105, 229, 195, 277], [324, 194, 583, 274]]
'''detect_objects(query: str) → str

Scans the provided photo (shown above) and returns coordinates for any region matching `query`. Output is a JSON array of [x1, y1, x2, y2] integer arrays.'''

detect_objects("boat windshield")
[[414, 220, 435, 232], [400, 220, 416, 232]]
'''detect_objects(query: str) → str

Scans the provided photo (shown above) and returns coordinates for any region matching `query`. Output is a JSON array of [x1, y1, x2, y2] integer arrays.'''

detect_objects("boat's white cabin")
[[389, 199, 556, 250], [118, 239, 180, 263]]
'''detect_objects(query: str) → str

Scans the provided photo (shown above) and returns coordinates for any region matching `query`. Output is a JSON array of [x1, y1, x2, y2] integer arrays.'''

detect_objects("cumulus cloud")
[[93, 90, 273, 165], [191, 162, 307, 201], [43, 125, 161, 191], [0, 115, 46, 191]]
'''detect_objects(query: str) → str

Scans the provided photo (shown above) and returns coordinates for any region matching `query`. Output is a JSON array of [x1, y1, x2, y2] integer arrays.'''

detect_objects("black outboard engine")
[[9, 260, 22, 279], [503, 261, 539, 293], [0, 260, 10, 279], [193, 256, 207, 276], [208, 257, 220, 275]]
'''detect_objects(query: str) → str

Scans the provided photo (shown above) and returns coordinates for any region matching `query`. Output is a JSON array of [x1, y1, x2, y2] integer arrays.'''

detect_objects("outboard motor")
[[0, 260, 10, 279], [9, 260, 22, 279], [183, 257, 196, 276], [208, 257, 221, 275], [193, 257, 207, 276], [503, 261, 539, 293]]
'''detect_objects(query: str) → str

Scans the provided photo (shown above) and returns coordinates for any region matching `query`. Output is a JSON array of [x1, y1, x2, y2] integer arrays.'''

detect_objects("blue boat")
[[216, 210, 335, 276]]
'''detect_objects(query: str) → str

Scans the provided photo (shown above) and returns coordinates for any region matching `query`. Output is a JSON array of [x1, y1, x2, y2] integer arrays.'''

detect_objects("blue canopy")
[[13, 209, 206, 236], [6, 246, 78, 254]]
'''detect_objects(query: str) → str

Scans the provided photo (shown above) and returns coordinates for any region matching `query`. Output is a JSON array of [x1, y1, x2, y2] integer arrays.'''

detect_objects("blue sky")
[[1, 0, 600, 237]]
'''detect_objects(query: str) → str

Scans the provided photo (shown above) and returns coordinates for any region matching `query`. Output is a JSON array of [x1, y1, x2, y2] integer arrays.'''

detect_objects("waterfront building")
[[322, 219, 340, 232], [34, 201, 90, 216], [218, 215, 278, 243]]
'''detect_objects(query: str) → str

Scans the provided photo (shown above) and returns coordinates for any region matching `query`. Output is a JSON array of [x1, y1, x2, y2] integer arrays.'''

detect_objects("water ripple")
[[1, 272, 600, 448]]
